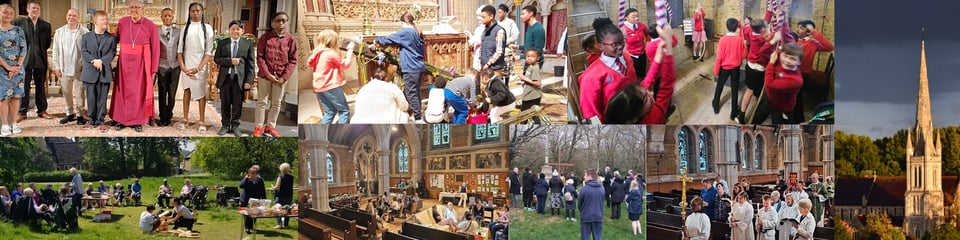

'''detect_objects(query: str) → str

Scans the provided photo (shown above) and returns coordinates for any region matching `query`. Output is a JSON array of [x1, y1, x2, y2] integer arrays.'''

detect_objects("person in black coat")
[[534, 173, 549, 214], [239, 166, 266, 234], [522, 167, 536, 211], [509, 167, 521, 208], [602, 167, 612, 208], [609, 172, 627, 220], [481, 69, 515, 123], [548, 172, 564, 216]]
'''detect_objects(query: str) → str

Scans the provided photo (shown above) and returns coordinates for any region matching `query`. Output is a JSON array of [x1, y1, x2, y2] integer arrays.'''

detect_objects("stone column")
[[716, 126, 739, 187], [782, 125, 802, 176], [257, 2, 272, 36], [821, 125, 835, 177], [302, 125, 331, 212]]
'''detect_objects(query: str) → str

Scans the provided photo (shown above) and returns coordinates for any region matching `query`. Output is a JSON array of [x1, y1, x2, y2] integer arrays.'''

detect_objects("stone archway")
[[354, 135, 379, 196]]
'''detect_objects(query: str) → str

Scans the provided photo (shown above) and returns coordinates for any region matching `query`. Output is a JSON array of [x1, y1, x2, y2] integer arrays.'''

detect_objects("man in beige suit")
[[52, 8, 90, 125]]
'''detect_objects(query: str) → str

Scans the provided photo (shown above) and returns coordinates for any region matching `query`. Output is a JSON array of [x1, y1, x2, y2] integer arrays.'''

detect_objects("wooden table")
[[238, 210, 298, 240], [438, 192, 467, 207]]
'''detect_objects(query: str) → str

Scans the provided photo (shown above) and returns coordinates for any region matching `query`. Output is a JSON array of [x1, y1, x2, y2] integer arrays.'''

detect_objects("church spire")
[[915, 27, 935, 155]]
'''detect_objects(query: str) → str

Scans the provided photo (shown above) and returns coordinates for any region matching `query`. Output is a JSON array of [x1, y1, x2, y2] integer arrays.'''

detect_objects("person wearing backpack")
[[563, 178, 578, 221]]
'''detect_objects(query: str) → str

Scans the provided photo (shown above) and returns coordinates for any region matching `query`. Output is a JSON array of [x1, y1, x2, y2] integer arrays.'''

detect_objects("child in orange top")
[[310, 29, 355, 124], [713, 18, 746, 120], [752, 41, 803, 124]]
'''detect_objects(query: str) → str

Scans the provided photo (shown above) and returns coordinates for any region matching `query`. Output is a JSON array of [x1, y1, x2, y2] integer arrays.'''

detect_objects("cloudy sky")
[[836, 0, 960, 139]]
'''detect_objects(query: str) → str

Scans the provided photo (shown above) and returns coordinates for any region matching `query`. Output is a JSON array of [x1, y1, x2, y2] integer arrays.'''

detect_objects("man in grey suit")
[[156, 8, 181, 127], [80, 11, 116, 132], [214, 20, 254, 136]]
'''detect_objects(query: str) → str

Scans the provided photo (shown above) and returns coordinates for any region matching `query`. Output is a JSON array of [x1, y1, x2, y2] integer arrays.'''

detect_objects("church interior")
[[296, 0, 570, 124], [298, 124, 510, 240], [644, 124, 836, 239], [13, 0, 298, 136], [566, 0, 835, 124]]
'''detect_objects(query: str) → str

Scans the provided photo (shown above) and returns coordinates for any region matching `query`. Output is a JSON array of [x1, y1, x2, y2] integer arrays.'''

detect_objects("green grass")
[[510, 200, 647, 240], [0, 174, 298, 240]]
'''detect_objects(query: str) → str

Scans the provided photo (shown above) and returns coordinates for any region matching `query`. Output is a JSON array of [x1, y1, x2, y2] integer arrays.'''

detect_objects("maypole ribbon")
[[667, 1, 675, 24], [618, 0, 626, 28], [655, 0, 667, 28]]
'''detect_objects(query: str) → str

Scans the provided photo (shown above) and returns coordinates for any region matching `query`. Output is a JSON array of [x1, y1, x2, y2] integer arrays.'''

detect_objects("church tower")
[[904, 28, 944, 239]]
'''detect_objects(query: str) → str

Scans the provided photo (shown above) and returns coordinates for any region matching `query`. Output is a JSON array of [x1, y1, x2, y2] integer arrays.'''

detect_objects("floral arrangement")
[[410, 4, 422, 22]]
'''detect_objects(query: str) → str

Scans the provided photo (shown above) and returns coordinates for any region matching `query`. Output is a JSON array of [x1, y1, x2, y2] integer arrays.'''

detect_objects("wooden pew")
[[400, 222, 473, 240], [303, 208, 358, 240], [334, 207, 377, 239], [299, 208, 334, 240], [646, 211, 684, 240], [383, 231, 418, 240], [647, 210, 733, 240], [814, 227, 835, 240]]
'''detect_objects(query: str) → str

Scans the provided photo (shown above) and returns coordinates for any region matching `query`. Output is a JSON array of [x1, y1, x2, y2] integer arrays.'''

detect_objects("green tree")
[[863, 212, 906, 240], [127, 137, 184, 177], [939, 126, 960, 176], [923, 223, 960, 240], [0, 138, 38, 186], [191, 137, 298, 180], [836, 131, 891, 175]]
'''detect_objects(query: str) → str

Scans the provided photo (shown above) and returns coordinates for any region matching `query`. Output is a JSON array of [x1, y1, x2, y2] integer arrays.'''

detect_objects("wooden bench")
[[646, 211, 684, 240], [647, 211, 732, 240], [383, 231, 418, 240], [298, 218, 332, 240], [303, 208, 358, 240], [400, 222, 473, 240], [814, 227, 835, 240], [334, 207, 377, 239]]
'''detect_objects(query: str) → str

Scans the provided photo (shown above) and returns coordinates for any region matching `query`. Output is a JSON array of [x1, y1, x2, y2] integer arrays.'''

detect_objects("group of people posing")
[[508, 166, 647, 240], [0, 0, 297, 137], [310, 4, 548, 124]]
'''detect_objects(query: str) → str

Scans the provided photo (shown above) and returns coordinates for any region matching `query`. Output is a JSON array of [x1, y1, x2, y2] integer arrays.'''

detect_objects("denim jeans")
[[316, 86, 350, 124]]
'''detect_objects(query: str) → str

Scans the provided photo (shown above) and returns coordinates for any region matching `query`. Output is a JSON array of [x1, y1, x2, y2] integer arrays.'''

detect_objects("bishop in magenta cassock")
[[110, 0, 159, 132]]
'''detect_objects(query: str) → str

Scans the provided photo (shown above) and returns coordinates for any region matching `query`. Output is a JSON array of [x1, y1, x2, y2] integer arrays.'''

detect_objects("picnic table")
[[238, 210, 298, 240]]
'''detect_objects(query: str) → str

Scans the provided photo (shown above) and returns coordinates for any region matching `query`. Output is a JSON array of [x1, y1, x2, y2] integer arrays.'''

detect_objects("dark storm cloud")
[[836, 0, 960, 103], [837, 0, 960, 46]]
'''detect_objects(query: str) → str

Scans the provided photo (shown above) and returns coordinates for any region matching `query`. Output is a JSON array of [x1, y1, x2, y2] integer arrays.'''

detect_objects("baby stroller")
[[54, 197, 78, 231], [191, 186, 209, 210]]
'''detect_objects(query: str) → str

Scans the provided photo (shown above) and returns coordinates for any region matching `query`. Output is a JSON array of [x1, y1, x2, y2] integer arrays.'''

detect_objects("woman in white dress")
[[177, 2, 214, 131], [684, 197, 710, 240], [350, 67, 409, 123]]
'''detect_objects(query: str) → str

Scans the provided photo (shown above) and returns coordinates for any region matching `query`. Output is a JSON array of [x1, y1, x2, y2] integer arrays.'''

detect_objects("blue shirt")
[[376, 27, 425, 73], [71, 174, 84, 195], [131, 183, 142, 193]]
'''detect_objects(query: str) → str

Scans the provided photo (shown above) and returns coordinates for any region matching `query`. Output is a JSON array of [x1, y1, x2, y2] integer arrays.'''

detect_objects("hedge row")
[[23, 170, 119, 183]]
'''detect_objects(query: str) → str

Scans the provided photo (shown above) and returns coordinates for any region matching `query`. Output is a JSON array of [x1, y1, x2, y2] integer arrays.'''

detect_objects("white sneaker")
[[0, 125, 10, 136], [11, 124, 21, 134], [571, 218, 577, 222]]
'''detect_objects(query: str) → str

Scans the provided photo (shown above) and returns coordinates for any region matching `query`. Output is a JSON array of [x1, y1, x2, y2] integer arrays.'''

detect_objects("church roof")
[[835, 176, 959, 207]]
